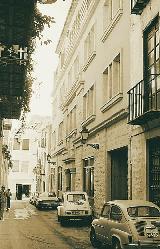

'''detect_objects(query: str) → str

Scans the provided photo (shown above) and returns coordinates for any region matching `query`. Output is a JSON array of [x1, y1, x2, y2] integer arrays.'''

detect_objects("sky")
[[30, 0, 71, 116]]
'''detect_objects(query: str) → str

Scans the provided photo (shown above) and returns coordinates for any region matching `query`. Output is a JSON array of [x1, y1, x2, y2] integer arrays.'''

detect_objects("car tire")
[[60, 218, 65, 226], [90, 228, 101, 248], [112, 239, 122, 249]]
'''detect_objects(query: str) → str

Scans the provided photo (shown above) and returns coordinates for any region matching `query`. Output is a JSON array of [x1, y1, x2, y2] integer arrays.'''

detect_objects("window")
[[21, 161, 29, 173], [67, 106, 77, 134], [144, 17, 159, 78], [73, 56, 79, 81], [67, 194, 85, 202], [60, 51, 65, 68], [111, 0, 120, 18], [110, 205, 122, 221], [143, 16, 160, 111], [13, 138, 20, 150], [103, 53, 120, 102], [103, 0, 121, 29], [22, 139, 29, 150], [58, 166, 62, 191], [83, 85, 95, 120], [58, 121, 63, 142], [52, 131, 56, 150], [68, 68, 73, 91], [12, 160, 19, 172], [50, 168, 55, 192], [60, 82, 65, 103], [84, 24, 95, 62], [83, 157, 94, 197], [103, 0, 111, 29], [102, 205, 110, 218], [127, 206, 160, 218]]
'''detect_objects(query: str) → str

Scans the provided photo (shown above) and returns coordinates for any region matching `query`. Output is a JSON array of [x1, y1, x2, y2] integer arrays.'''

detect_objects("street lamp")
[[80, 127, 99, 150], [47, 154, 56, 165]]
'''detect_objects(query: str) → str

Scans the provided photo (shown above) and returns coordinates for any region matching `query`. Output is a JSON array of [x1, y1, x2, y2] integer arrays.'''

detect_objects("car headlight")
[[65, 211, 72, 215]]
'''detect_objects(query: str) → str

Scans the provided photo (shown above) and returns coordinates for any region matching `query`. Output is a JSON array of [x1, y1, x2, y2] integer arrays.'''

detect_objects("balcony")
[[131, 0, 150, 15], [128, 74, 160, 125]]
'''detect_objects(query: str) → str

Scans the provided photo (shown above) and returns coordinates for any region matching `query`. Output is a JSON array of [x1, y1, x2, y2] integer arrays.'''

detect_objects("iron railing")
[[128, 74, 160, 124], [131, 0, 150, 15]]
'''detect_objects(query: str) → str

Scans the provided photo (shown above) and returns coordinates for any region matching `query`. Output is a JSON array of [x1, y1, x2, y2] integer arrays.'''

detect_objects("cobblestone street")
[[0, 200, 94, 249]]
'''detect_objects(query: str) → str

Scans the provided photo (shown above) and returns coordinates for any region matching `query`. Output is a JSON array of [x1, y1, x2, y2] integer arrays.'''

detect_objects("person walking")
[[0, 186, 6, 220], [6, 188, 12, 211]]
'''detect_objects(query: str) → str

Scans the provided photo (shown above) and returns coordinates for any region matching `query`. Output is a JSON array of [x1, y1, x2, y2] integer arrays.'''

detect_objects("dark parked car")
[[90, 200, 160, 249], [35, 192, 60, 210], [29, 193, 38, 205]]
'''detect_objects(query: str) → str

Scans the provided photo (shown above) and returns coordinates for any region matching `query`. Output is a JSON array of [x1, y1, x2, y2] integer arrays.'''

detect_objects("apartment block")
[[51, 0, 131, 214]]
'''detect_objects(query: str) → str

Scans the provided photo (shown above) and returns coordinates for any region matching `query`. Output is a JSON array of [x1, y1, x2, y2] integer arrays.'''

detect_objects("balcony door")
[[144, 15, 160, 111]]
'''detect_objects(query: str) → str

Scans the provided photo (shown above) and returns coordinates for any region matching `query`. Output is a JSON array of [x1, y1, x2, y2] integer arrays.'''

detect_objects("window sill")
[[100, 93, 123, 113], [83, 51, 96, 72], [101, 9, 123, 43], [81, 114, 96, 127]]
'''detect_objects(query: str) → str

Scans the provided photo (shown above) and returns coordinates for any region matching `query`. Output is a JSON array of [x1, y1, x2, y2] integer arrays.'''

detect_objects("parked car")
[[57, 191, 92, 225], [35, 192, 60, 210], [90, 200, 160, 249]]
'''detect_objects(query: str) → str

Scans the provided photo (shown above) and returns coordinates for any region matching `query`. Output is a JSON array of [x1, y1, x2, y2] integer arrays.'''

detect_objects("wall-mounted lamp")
[[80, 127, 99, 150], [47, 154, 56, 165], [47, 154, 51, 162]]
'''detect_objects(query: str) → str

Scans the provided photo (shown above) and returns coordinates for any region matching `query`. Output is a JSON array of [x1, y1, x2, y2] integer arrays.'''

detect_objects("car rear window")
[[67, 194, 86, 202], [127, 206, 160, 217]]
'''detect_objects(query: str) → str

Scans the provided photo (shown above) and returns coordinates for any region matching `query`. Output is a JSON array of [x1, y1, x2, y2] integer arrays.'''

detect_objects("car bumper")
[[123, 243, 160, 249], [37, 203, 59, 209], [61, 215, 92, 221]]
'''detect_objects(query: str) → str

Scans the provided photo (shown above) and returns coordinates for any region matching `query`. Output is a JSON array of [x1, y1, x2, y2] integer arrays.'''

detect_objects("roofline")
[[55, 0, 78, 54]]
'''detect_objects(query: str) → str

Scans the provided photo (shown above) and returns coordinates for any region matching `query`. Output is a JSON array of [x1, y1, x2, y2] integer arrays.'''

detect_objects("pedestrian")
[[0, 186, 6, 220], [6, 188, 12, 211]]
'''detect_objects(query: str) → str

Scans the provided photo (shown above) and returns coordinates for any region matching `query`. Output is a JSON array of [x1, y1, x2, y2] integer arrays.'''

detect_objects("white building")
[[51, 0, 131, 213], [8, 116, 51, 199]]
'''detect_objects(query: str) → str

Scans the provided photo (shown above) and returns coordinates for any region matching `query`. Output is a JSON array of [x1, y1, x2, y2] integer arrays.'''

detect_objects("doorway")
[[16, 184, 22, 200], [110, 147, 128, 200], [149, 138, 160, 206]]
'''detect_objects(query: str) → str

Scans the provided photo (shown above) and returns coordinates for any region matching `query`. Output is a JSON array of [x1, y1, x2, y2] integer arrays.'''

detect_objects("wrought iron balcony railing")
[[128, 74, 160, 125], [131, 0, 150, 15]]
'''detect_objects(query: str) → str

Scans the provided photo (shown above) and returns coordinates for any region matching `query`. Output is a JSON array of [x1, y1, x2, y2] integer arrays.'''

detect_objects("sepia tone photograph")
[[0, 0, 160, 248]]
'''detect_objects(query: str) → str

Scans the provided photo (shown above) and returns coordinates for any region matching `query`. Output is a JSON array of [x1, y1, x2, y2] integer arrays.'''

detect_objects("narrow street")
[[0, 200, 94, 249]]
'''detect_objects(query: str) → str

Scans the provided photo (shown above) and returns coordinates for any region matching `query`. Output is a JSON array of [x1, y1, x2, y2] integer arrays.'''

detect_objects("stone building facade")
[[50, 0, 160, 215], [51, 0, 131, 214], [128, 0, 160, 205]]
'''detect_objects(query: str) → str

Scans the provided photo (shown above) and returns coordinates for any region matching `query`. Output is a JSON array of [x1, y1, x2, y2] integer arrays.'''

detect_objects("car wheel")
[[90, 228, 101, 248], [112, 239, 122, 249]]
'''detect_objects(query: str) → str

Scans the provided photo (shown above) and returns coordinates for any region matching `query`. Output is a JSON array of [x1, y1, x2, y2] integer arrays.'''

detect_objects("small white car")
[[57, 191, 92, 224]]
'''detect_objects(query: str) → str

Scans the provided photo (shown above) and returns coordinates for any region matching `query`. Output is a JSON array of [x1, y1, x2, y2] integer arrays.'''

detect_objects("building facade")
[[128, 0, 160, 205], [51, 0, 131, 214]]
